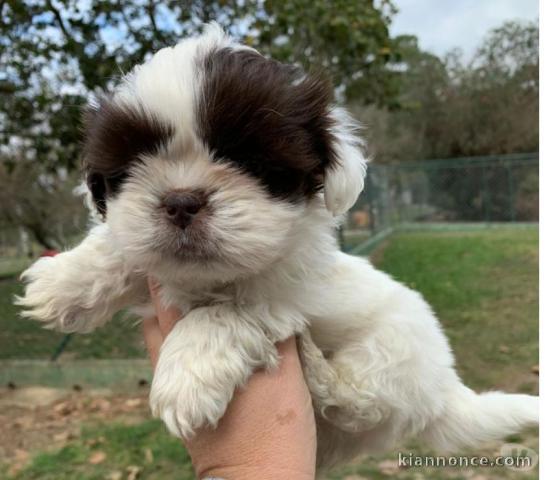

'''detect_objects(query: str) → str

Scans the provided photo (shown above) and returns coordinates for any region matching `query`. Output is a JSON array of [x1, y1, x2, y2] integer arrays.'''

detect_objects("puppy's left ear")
[[323, 108, 367, 216]]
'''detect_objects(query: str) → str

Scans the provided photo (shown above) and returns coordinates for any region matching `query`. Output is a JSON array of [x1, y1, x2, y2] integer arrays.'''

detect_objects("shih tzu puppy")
[[18, 24, 538, 471]]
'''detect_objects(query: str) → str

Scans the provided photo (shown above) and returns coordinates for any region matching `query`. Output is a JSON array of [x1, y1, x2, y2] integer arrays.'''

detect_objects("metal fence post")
[[366, 167, 376, 234], [507, 163, 516, 221], [338, 224, 345, 251], [482, 165, 491, 222], [384, 166, 392, 228]]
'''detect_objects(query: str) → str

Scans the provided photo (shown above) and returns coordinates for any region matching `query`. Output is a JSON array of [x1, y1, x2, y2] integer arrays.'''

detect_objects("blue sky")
[[390, 0, 538, 60]]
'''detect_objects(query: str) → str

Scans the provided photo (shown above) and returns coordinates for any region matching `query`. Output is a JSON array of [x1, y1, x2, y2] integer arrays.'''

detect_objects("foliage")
[[255, 0, 401, 106], [363, 21, 538, 163], [0, 156, 86, 249], [0, 0, 398, 171]]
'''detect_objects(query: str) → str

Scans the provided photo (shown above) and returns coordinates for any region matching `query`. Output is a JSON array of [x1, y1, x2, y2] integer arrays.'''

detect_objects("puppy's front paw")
[[149, 305, 280, 439], [150, 357, 233, 438], [17, 255, 107, 333]]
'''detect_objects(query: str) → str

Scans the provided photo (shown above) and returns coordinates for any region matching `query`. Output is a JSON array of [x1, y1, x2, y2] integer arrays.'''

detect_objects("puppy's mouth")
[[155, 215, 223, 264], [163, 231, 218, 261]]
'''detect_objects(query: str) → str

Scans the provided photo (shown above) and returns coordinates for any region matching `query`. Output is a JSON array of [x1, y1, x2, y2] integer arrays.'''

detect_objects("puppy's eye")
[[104, 172, 128, 195], [87, 172, 127, 216], [88, 173, 107, 216]]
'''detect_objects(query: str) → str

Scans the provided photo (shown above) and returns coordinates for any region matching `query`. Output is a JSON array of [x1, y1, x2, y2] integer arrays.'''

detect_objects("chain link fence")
[[0, 152, 539, 364], [343, 153, 539, 250]]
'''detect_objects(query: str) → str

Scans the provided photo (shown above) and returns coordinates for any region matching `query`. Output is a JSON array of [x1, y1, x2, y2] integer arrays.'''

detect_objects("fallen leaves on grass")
[[0, 388, 150, 465], [6, 448, 30, 476], [144, 447, 153, 464], [53, 401, 75, 416], [124, 398, 142, 409], [127, 465, 142, 480], [88, 450, 107, 464], [89, 398, 112, 412], [378, 459, 400, 475]]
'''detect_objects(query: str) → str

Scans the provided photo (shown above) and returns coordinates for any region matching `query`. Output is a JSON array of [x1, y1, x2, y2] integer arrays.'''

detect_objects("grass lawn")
[[2, 226, 538, 479], [0, 282, 144, 360], [374, 227, 538, 393], [6, 420, 193, 480]]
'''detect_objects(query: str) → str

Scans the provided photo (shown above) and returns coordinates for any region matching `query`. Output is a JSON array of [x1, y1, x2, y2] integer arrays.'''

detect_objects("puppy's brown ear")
[[323, 108, 367, 216]]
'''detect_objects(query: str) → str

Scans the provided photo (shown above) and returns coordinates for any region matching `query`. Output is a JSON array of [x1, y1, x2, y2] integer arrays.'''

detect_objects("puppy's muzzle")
[[162, 190, 206, 229]]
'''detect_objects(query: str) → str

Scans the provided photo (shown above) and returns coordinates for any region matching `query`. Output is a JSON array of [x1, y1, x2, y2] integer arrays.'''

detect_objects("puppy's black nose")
[[162, 191, 205, 229]]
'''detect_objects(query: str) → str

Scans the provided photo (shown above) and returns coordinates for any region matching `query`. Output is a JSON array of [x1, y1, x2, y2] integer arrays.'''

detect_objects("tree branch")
[[146, 0, 167, 44], [45, 0, 74, 44]]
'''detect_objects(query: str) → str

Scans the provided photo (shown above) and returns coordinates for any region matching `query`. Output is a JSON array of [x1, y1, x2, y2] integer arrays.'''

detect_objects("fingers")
[[143, 277, 183, 368], [148, 277, 182, 337], [142, 315, 163, 368]]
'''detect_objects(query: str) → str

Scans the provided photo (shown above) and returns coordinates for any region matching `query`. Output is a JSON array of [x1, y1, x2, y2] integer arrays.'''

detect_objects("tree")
[[356, 34, 450, 163], [0, 1, 247, 172], [254, 0, 401, 106], [0, 0, 400, 171], [0, 154, 86, 249], [360, 20, 538, 163]]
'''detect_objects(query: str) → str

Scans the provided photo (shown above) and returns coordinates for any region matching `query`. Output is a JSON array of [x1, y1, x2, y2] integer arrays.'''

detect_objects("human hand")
[[142, 279, 317, 480]]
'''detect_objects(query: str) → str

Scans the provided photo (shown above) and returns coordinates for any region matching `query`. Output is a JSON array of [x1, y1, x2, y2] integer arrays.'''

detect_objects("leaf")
[[88, 450, 107, 464], [127, 465, 142, 480], [144, 448, 154, 464]]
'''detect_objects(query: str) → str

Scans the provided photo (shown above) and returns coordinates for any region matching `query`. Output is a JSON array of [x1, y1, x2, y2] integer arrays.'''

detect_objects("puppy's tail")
[[423, 385, 538, 451]]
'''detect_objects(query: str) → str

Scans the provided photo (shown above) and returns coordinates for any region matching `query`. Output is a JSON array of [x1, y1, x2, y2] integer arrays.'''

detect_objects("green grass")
[[341, 231, 371, 250], [3, 226, 539, 479], [374, 227, 538, 391], [0, 279, 144, 359], [10, 420, 193, 480], [0, 256, 32, 279]]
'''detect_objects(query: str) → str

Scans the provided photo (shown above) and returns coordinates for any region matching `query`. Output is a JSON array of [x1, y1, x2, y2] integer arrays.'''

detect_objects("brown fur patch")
[[197, 47, 337, 201], [82, 97, 174, 215]]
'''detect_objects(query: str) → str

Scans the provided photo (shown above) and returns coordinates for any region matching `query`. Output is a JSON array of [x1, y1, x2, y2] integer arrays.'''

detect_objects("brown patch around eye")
[[82, 96, 174, 214]]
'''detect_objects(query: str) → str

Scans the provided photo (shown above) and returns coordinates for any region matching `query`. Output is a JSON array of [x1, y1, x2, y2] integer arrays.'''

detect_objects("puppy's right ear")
[[323, 108, 367, 216]]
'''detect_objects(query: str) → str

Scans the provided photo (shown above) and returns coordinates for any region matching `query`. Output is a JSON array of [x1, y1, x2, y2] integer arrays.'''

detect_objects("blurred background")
[[0, 1, 539, 479]]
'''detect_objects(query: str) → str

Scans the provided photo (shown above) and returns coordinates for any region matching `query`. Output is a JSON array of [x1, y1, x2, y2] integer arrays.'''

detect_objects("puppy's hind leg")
[[297, 330, 386, 434]]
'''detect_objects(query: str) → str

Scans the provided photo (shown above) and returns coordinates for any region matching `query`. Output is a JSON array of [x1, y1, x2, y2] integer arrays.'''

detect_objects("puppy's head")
[[82, 24, 366, 281]]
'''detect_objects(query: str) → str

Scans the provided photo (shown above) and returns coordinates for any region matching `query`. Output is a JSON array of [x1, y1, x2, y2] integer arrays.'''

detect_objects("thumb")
[[147, 277, 182, 336]]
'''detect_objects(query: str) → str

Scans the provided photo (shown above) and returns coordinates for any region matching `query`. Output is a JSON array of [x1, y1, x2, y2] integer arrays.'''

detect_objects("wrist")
[[200, 464, 315, 480], [192, 434, 316, 480]]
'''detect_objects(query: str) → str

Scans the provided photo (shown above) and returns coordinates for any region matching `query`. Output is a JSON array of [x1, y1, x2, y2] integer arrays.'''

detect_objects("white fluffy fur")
[[18, 26, 538, 472], [324, 107, 367, 215]]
